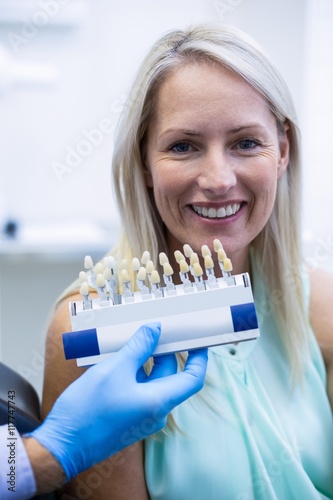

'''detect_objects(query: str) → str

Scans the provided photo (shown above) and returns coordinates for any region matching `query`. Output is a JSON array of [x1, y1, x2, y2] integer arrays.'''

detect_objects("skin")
[[42, 61, 333, 498], [22, 437, 66, 494], [309, 269, 333, 410], [143, 63, 289, 276]]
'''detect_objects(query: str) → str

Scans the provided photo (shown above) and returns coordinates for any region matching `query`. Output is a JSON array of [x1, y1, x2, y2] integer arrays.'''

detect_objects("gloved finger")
[[136, 365, 148, 382], [119, 322, 161, 370], [148, 353, 178, 381], [150, 348, 208, 409], [184, 348, 208, 377]]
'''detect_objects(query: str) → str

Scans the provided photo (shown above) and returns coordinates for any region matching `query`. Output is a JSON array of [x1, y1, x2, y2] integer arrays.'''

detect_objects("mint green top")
[[144, 264, 333, 499]]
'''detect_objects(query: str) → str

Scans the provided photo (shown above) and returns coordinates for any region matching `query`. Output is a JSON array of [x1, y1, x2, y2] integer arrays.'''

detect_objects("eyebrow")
[[160, 123, 267, 138], [228, 123, 267, 133], [160, 128, 201, 138]]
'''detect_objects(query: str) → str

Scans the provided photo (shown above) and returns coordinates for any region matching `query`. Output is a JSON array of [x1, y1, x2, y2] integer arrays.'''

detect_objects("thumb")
[[119, 322, 161, 368], [150, 348, 208, 409]]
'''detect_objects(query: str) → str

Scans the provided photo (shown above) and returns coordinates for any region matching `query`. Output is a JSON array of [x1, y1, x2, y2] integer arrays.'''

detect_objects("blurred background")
[[0, 0, 332, 397]]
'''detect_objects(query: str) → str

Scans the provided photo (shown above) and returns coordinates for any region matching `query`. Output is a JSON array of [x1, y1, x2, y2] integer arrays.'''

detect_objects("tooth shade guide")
[[204, 255, 218, 288], [192, 262, 206, 291], [222, 258, 235, 286], [151, 270, 164, 298], [188, 253, 199, 278], [218, 248, 227, 263], [151, 270, 160, 284], [67, 244, 260, 365], [137, 266, 147, 281], [146, 260, 155, 278], [177, 258, 193, 291], [132, 257, 141, 272], [121, 269, 130, 283], [94, 262, 104, 276], [95, 273, 109, 304], [162, 262, 176, 294], [201, 245, 211, 258], [84, 255, 93, 270], [213, 239, 223, 252], [146, 259, 155, 271], [159, 252, 169, 266], [103, 267, 111, 280], [183, 244, 193, 258], [204, 255, 214, 270], [193, 262, 203, 277], [141, 250, 150, 265], [79, 282, 92, 310], [79, 271, 88, 283], [78, 240, 236, 304], [223, 258, 233, 273], [190, 252, 199, 266], [104, 256, 115, 271], [103, 267, 115, 300], [96, 273, 106, 287], [179, 259, 190, 274], [120, 269, 134, 302], [136, 266, 151, 298], [80, 282, 89, 295], [163, 262, 174, 276], [66, 271, 259, 366], [174, 250, 185, 263]]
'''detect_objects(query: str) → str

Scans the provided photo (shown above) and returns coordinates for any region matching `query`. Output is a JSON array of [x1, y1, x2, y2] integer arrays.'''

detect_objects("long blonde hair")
[[111, 22, 309, 380]]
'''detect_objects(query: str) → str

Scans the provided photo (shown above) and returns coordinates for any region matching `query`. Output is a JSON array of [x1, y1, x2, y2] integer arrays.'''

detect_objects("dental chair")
[[0, 361, 55, 499], [0, 362, 40, 433]]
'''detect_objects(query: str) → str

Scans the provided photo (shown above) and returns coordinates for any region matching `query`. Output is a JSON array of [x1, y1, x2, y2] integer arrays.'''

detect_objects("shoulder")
[[42, 293, 88, 417], [309, 267, 333, 363]]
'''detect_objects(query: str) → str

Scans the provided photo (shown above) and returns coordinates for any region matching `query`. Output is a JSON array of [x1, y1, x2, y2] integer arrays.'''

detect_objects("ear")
[[141, 140, 154, 188], [277, 122, 290, 179]]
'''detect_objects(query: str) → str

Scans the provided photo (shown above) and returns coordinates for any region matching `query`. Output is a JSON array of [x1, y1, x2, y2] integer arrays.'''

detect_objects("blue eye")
[[238, 139, 258, 150], [171, 142, 192, 153]]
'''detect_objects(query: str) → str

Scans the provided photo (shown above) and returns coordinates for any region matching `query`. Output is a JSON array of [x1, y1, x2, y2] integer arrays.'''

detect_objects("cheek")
[[251, 174, 278, 227], [151, 167, 188, 198], [245, 166, 279, 223], [251, 164, 279, 194]]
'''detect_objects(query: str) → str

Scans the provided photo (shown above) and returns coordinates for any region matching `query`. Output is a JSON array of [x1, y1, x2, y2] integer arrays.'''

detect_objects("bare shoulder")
[[42, 292, 87, 417], [309, 267, 333, 363]]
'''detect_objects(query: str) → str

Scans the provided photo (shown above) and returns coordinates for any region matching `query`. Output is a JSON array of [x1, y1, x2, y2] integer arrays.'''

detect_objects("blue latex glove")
[[29, 323, 208, 481]]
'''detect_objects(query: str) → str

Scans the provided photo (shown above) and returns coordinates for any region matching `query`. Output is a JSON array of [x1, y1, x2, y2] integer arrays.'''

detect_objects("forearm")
[[22, 437, 66, 494]]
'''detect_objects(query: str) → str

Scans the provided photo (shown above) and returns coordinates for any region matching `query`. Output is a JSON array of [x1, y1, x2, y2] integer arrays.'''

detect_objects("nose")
[[197, 146, 237, 196]]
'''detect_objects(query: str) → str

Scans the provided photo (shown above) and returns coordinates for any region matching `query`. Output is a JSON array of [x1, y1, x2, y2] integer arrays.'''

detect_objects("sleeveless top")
[[144, 261, 333, 499]]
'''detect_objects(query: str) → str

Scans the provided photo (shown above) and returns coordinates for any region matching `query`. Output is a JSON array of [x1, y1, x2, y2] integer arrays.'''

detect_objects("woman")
[[42, 23, 333, 498]]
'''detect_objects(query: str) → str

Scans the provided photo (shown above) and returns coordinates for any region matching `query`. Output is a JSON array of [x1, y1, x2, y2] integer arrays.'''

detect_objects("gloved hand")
[[29, 323, 208, 481]]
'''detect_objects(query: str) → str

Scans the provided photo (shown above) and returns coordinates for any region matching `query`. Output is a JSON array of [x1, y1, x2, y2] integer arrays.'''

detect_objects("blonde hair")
[[112, 22, 309, 380]]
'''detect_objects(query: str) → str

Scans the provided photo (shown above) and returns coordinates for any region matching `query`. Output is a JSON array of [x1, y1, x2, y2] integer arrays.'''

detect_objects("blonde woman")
[[42, 24, 333, 498]]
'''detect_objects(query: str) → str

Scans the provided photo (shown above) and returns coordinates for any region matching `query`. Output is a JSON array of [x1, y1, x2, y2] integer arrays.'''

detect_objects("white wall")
[[0, 0, 328, 396], [0, 0, 307, 230], [302, 0, 333, 272]]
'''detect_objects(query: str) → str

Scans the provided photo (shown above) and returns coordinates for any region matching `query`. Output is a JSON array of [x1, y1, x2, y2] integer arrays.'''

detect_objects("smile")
[[192, 203, 241, 219]]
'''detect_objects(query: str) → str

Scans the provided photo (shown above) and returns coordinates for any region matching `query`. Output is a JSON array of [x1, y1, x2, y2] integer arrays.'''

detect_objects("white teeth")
[[217, 207, 226, 217], [208, 208, 217, 218], [193, 203, 241, 219]]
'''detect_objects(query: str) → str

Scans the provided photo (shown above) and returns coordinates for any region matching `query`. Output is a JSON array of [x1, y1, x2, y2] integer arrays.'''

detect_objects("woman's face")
[[143, 62, 289, 271]]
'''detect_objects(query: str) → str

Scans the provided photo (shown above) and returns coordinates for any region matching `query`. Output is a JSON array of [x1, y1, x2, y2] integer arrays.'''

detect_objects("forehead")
[[152, 62, 273, 129]]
